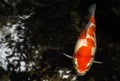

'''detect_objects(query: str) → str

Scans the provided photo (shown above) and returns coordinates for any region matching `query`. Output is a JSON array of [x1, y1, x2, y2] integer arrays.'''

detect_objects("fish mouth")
[[79, 73, 86, 76], [77, 71, 86, 76]]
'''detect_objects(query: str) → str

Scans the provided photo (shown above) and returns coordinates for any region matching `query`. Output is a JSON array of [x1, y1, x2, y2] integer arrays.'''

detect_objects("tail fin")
[[88, 3, 96, 17]]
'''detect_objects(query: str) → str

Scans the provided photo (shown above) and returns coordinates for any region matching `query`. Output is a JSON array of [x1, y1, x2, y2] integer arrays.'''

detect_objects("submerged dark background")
[[0, 0, 120, 81]]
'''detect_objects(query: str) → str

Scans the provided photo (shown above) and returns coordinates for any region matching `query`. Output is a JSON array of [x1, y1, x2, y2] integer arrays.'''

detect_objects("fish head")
[[73, 48, 94, 76], [73, 56, 94, 76]]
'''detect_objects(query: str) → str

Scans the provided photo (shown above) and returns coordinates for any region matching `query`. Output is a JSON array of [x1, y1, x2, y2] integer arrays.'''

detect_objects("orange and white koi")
[[73, 3, 96, 76], [64, 3, 102, 76]]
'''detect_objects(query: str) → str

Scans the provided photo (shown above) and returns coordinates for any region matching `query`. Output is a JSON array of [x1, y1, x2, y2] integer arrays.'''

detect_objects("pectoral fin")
[[63, 53, 73, 59], [93, 60, 103, 64]]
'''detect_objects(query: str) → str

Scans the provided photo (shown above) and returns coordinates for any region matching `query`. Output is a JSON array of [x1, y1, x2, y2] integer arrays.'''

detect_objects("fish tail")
[[88, 3, 96, 17]]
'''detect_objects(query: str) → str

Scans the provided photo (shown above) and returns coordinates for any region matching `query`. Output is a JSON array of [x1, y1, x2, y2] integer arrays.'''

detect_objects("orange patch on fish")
[[77, 46, 91, 56], [89, 16, 95, 24], [87, 38, 95, 48], [88, 25, 95, 37]]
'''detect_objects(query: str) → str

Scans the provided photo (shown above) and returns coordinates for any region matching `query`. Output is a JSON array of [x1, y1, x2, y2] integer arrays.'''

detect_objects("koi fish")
[[63, 3, 102, 76], [73, 3, 97, 76]]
